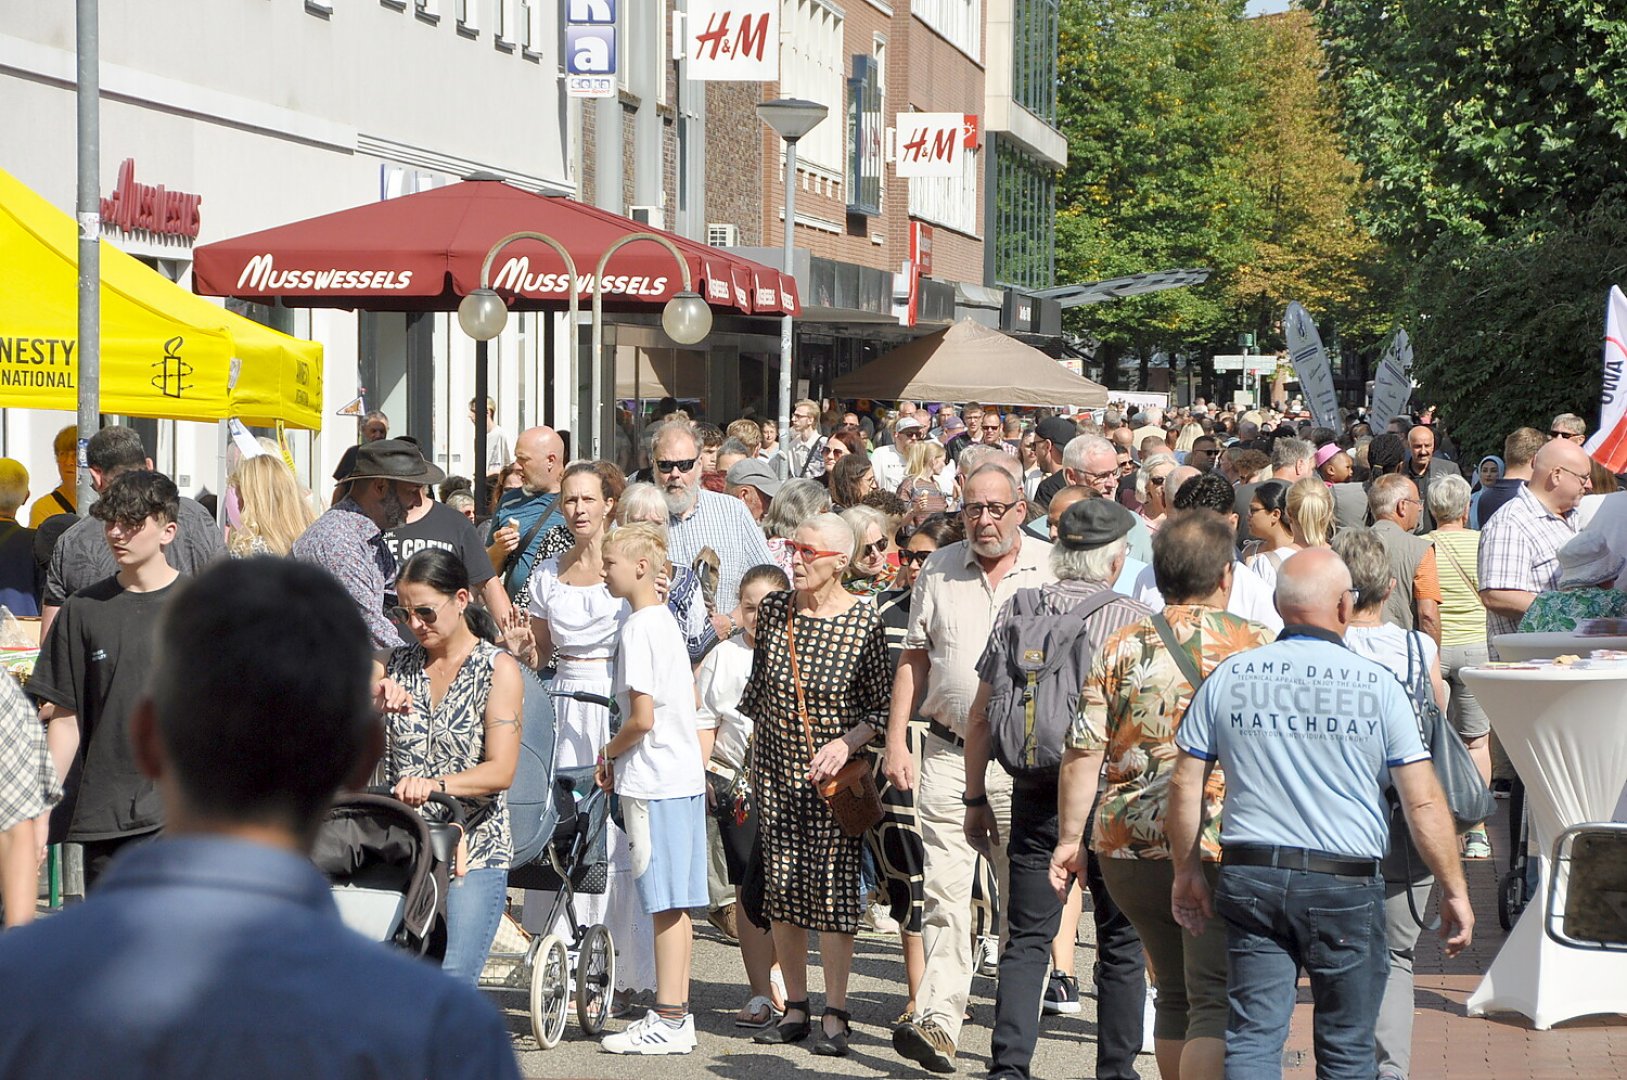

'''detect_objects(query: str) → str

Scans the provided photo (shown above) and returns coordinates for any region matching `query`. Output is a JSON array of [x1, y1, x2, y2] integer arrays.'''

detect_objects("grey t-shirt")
[[42, 496, 225, 607]]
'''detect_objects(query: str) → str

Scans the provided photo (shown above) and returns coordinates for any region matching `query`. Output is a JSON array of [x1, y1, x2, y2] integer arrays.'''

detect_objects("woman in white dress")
[[523, 461, 655, 1007]]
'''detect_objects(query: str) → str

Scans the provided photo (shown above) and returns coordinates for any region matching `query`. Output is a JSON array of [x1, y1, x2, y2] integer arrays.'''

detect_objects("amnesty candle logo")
[[151, 336, 193, 398]]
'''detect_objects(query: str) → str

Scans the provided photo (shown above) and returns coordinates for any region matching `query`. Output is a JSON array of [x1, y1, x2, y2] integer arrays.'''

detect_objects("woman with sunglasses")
[[870, 513, 963, 1026], [377, 548, 524, 986], [522, 462, 656, 1009], [1136, 452, 1179, 533], [839, 505, 897, 597], [741, 512, 891, 1056]]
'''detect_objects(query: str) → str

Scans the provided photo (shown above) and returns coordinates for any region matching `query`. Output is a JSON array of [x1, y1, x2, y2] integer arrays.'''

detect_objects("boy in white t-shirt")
[[697, 564, 789, 1029], [597, 522, 707, 1056]]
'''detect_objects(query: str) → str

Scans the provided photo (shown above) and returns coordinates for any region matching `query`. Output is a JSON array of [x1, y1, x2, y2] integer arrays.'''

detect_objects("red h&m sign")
[[101, 159, 202, 240], [895, 113, 977, 177], [686, 0, 778, 80]]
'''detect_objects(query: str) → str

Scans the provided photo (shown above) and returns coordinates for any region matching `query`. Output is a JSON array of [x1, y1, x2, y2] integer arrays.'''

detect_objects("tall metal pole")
[[777, 137, 798, 445], [75, 0, 100, 516], [474, 339, 489, 516]]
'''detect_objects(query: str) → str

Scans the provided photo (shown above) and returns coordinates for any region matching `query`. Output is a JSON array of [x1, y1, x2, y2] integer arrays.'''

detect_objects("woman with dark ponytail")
[[376, 547, 524, 985]]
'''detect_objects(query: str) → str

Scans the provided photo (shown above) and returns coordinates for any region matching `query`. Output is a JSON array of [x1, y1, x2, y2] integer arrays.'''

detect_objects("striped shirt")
[[666, 489, 775, 614], [1477, 486, 1579, 656]]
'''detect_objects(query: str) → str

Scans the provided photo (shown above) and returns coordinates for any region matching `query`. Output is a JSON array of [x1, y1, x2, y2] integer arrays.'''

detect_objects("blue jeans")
[[1213, 864, 1387, 1080], [441, 867, 508, 986]]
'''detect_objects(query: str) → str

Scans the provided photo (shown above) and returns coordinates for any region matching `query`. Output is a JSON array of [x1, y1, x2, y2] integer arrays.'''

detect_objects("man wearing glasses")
[[1549, 413, 1588, 444], [885, 462, 1054, 1075], [785, 398, 827, 479], [979, 410, 1011, 452], [1366, 475, 1443, 644], [1480, 438, 1590, 655], [650, 420, 773, 634]]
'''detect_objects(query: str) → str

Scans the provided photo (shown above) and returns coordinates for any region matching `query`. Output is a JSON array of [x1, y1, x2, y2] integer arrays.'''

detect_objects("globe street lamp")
[[757, 98, 828, 445], [459, 231, 580, 515]]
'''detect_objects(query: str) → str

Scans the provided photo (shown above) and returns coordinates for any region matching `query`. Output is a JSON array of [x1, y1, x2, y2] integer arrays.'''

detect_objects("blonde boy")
[[597, 523, 707, 1055]]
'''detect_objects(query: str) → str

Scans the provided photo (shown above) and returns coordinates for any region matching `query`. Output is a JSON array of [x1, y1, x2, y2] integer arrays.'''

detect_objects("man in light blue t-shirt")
[[1164, 546, 1472, 1080]]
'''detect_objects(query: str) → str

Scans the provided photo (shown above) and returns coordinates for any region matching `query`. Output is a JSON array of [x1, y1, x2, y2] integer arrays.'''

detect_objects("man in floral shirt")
[[1051, 510, 1274, 1079]]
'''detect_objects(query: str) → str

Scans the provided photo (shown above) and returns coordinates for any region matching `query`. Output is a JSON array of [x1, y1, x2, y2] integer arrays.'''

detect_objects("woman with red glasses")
[[741, 512, 891, 1057]]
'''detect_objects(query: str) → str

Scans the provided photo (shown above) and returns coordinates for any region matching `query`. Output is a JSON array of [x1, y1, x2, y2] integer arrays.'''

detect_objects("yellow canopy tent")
[[0, 166, 322, 428]]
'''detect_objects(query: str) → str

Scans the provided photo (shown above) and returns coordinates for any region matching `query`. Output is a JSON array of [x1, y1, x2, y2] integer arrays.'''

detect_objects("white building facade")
[[0, 0, 575, 508]]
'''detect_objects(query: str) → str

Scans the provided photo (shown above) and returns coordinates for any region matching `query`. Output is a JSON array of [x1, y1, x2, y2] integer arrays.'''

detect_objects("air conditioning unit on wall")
[[708, 222, 740, 247], [630, 205, 665, 229]]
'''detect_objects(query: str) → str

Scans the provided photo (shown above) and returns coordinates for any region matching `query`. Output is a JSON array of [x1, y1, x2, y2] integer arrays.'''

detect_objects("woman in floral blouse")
[[1055, 512, 1273, 1080], [377, 548, 524, 986]]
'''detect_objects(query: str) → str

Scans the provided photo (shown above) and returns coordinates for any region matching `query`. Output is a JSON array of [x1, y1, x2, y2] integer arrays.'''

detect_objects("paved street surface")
[[501, 812, 1627, 1079]]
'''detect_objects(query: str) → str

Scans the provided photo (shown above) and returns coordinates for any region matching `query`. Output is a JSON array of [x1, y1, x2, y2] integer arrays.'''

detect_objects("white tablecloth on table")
[[1459, 664, 1627, 1029], [1491, 632, 1627, 662]]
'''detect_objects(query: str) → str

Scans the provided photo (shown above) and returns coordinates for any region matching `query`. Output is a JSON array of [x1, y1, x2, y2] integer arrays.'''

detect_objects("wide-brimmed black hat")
[[342, 438, 445, 485]]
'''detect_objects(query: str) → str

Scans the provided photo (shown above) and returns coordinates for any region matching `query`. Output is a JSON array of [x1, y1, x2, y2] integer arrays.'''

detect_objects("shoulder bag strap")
[[1152, 613, 1205, 690], [785, 606, 818, 764], [50, 489, 73, 515], [1037, 589, 1122, 681], [502, 503, 552, 577], [1436, 534, 1477, 591]]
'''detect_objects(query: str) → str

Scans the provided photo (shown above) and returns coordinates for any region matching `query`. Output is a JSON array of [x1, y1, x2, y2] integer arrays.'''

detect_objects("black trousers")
[[988, 776, 1146, 1080], [79, 831, 156, 892]]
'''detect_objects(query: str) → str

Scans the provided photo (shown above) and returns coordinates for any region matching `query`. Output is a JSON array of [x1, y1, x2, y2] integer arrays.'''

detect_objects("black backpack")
[[986, 586, 1121, 776]]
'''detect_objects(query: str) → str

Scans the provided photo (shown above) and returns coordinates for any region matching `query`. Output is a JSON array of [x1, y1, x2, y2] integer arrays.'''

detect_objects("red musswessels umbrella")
[[191, 176, 799, 317]]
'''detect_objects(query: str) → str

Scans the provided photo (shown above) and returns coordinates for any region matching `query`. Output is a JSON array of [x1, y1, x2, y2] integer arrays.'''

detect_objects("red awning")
[[191, 178, 798, 317]]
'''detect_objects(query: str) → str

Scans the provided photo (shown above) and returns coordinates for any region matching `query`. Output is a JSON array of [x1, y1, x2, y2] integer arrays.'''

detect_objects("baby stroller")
[[480, 668, 617, 1049], [315, 786, 466, 958]]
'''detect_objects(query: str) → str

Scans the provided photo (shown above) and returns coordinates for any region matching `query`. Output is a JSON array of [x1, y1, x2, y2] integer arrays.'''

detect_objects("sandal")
[[735, 994, 781, 1029], [811, 1007, 852, 1057], [754, 998, 810, 1044]]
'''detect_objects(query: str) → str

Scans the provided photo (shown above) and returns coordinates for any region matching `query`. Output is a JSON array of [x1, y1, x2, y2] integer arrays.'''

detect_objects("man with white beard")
[[651, 420, 774, 634]]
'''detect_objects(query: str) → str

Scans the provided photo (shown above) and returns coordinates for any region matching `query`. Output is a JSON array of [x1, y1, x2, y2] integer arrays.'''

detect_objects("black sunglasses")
[[389, 597, 451, 625], [900, 549, 934, 565], [656, 457, 698, 473], [863, 536, 890, 556]]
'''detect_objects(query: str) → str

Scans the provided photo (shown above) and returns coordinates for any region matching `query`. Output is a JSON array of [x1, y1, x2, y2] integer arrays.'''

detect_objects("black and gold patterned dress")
[[739, 590, 891, 934]]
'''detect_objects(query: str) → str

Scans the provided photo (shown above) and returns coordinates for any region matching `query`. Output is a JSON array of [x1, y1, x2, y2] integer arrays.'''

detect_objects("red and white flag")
[[1584, 286, 1627, 471]]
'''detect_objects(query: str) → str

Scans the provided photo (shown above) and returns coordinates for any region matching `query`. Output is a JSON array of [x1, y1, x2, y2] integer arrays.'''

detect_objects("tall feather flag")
[[1584, 286, 1627, 471]]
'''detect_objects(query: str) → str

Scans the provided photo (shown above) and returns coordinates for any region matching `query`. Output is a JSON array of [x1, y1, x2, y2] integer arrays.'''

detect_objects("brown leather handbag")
[[787, 609, 884, 837]]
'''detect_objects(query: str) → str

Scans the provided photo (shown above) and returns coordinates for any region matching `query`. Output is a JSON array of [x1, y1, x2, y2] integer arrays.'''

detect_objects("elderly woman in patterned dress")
[[740, 512, 891, 1058], [376, 548, 524, 986]]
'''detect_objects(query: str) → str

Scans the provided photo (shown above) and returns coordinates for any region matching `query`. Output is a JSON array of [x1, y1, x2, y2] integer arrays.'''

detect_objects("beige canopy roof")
[[831, 318, 1109, 408]]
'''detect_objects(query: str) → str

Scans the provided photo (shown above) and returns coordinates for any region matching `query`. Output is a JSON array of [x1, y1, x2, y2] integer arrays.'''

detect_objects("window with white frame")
[[520, 0, 541, 53], [908, 147, 979, 237], [456, 0, 477, 30], [493, 0, 510, 42], [913, 0, 978, 60], [780, 0, 846, 177]]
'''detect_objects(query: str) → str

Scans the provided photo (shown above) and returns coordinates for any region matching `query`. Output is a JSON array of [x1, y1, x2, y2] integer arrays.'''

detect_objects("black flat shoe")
[[754, 1000, 810, 1045], [810, 1007, 851, 1057]]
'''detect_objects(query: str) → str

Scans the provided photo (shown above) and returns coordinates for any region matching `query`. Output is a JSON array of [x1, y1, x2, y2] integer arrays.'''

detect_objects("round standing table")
[[1492, 632, 1627, 662], [1460, 663, 1627, 1028]]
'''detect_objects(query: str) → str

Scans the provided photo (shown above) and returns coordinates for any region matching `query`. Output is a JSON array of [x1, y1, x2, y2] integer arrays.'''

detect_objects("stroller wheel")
[[530, 934, 571, 1049], [1498, 869, 1526, 932], [576, 923, 616, 1035]]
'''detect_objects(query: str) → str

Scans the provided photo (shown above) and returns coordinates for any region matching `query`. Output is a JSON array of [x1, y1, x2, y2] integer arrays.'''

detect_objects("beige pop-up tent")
[[831, 318, 1108, 407]]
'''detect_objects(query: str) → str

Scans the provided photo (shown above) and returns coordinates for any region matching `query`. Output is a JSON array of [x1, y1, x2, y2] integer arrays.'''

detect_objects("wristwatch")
[[960, 792, 989, 807]]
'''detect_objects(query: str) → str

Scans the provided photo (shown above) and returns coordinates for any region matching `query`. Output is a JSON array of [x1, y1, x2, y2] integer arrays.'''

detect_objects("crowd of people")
[[0, 389, 1620, 1079]]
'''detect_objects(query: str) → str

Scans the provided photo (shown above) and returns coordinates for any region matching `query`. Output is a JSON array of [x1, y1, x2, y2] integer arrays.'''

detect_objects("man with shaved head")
[[1166, 548, 1472, 1078], [485, 426, 566, 599]]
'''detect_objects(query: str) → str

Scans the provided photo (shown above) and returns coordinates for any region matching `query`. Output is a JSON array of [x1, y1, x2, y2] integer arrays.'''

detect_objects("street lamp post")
[[459, 231, 580, 517], [458, 232, 712, 493], [588, 234, 712, 459], [757, 98, 828, 446]]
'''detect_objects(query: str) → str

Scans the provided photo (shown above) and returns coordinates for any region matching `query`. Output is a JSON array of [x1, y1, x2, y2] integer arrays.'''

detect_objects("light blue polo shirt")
[[1176, 627, 1430, 860]]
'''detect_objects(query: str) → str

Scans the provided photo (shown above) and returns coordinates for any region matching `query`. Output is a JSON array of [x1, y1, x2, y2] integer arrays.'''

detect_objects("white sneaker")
[[602, 1010, 697, 1055], [1140, 985, 1157, 1054], [863, 901, 901, 935], [976, 934, 1001, 978]]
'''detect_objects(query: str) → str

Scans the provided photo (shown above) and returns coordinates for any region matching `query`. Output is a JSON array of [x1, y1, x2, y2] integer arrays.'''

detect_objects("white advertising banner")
[[1283, 301, 1341, 430], [565, 0, 617, 98], [685, 0, 778, 80], [1369, 327, 1414, 426], [895, 113, 973, 178], [1585, 285, 1627, 471]]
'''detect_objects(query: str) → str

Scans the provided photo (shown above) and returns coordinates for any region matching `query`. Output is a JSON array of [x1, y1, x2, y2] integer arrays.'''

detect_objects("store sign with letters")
[[685, 0, 777, 80], [565, 0, 617, 98], [895, 113, 977, 178]]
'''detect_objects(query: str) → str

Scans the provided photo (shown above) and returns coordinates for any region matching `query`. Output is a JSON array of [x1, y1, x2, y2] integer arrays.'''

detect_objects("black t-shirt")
[[1032, 468, 1068, 511], [28, 575, 179, 842], [384, 501, 495, 587]]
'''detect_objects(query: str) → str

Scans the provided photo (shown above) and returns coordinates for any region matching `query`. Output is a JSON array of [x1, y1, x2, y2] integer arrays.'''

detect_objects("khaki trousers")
[[915, 730, 1013, 1044]]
